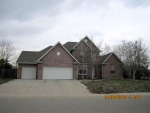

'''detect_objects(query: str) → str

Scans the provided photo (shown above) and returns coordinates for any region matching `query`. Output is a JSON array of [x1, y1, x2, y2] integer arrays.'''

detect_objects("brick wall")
[[42, 44, 74, 67], [73, 64, 78, 79], [72, 39, 100, 79], [103, 54, 123, 79], [37, 63, 43, 79], [42, 44, 77, 79]]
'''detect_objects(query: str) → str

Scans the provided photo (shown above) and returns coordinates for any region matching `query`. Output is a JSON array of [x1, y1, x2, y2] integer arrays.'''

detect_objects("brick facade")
[[102, 54, 123, 79], [42, 44, 74, 67], [41, 44, 77, 79], [73, 64, 78, 79], [37, 63, 43, 79], [17, 37, 123, 80], [72, 37, 100, 79], [18, 43, 78, 80]]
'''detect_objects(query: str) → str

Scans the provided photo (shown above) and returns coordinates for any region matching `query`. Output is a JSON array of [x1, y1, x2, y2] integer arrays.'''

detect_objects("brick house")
[[17, 36, 123, 79]]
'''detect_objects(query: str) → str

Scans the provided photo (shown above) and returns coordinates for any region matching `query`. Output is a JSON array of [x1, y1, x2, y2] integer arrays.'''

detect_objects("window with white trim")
[[110, 64, 115, 75], [78, 64, 88, 75]]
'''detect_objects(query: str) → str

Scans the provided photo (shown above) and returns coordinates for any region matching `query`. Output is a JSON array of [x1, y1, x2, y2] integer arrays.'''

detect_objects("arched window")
[[110, 64, 115, 75]]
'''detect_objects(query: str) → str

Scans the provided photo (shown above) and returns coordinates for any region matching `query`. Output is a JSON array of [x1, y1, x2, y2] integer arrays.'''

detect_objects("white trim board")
[[72, 38, 92, 50], [83, 36, 101, 52], [17, 62, 37, 64]]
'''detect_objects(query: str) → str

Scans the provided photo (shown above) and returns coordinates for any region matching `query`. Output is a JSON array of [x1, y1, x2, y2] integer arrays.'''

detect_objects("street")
[[0, 80, 150, 113], [0, 93, 150, 113]]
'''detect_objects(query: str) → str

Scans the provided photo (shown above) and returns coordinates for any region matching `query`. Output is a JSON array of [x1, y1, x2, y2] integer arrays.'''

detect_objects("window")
[[57, 52, 60, 56], [79, 65, 87, 75], [110, 64, 115, 75], [84, 39, 88, 42], [91, 53, 96, 61]]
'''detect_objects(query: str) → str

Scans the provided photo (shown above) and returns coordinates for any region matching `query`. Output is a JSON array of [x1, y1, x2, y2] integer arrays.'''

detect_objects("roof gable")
[[100, 52, 123, 64], [73, 36, 101, 52], [38, 42, 78, 62], [100, 52, 112, 64], [84, 36, 101, 52], [72, 37, 92, 50]]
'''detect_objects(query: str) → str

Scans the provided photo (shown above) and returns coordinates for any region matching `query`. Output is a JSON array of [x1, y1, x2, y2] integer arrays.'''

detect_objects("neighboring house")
[[17, 36, 123, 79]]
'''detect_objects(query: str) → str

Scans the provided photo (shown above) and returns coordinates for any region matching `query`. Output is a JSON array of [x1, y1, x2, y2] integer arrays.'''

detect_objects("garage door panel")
[[22, 67, 36, 79], [43, 67, 73, 79]]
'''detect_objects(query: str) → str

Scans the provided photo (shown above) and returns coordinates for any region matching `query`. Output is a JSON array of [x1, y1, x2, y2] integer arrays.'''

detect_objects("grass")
[[83, 79, 150, 94], [0, 78, 13, 85]]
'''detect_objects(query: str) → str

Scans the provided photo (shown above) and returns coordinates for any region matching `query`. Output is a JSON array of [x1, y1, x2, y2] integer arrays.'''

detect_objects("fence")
[[0, 69, 17, 78]]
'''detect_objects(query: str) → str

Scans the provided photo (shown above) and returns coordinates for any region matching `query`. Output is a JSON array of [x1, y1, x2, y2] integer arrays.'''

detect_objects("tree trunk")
[[92, 66, 95, 79], [133, 70, 136, 80], [129, 70, 131, 79]]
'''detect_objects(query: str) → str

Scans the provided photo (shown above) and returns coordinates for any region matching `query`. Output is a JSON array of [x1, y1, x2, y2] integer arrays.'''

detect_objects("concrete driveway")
[[0, 79, 90, 99]]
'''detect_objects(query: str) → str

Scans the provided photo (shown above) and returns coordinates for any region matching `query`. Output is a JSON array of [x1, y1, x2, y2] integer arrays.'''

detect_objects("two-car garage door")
[[21, 67, 73, 79], [43, 67, 73, 79]]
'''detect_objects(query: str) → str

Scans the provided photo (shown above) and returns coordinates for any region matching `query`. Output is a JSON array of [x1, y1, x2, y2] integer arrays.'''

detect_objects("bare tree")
[[113, 38, 149, 79], [74, 38, 90, 79], [89, 37, 101, 79], [100, 43, 112, 55], [11, 52, 20, 66], [0, 40, 15, 62], [74, 37, 100, 79], [131, 38, 149, 79]]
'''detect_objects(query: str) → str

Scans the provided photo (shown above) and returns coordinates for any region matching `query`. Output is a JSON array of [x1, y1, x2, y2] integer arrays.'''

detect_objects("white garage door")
[[43, 67, 73, 79], [22, 67, 36, 79]]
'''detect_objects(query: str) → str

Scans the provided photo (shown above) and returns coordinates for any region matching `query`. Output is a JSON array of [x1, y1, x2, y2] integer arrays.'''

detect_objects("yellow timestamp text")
[[104, 95, 141, 100]]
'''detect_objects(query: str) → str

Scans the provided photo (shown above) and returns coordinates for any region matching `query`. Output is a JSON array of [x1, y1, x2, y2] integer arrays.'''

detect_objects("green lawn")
[[83, 79, 150, 94], [0, 78, 13, 85]]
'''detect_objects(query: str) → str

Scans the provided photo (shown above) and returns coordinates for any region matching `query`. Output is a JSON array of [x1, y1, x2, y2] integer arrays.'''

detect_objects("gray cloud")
[[123, 0, 150, 7], [0, 0, 64, 21], [0, 0, 112, 22], [0, 0, 150, 55]]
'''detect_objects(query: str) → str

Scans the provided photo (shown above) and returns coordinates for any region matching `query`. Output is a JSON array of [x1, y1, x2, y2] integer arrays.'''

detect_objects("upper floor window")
[[78, 64, 88, 75], [110, 64, 115, 75], [92, 53, 96, 60]]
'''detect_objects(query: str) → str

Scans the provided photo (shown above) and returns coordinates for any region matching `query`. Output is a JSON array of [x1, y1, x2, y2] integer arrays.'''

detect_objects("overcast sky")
[[0, 0, 150, 54]]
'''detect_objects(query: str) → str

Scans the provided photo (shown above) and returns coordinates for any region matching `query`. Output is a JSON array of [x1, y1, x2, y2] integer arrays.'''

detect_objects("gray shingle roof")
[[63, 42, 78, 52], [100, 52, 113, 64], [17, 46, 53, 63], [17, 42, 78, 63]]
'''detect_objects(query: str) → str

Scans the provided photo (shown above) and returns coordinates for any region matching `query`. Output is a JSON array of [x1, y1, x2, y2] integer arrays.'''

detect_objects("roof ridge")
[[100, 52, 113, 56], [39, 45, 53, 52], [63, 41, 78, 45], [22, 51, 38, 52]]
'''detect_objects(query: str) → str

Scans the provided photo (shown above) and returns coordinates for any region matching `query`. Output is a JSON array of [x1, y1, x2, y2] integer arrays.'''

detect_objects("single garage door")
[[22, 67, 36, 79], [43, 67, 73, 79]]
